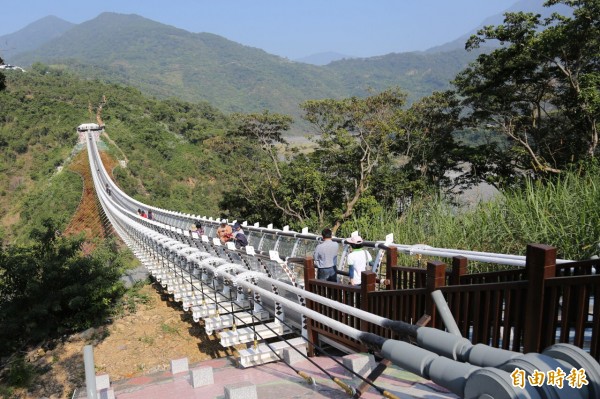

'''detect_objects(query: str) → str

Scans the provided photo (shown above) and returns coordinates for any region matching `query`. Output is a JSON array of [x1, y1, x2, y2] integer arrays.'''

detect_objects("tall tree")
[[218, 111, 292, 225], [392, 91, 463, 188], [222, 89, 464, 232], [454, 0, 600, 177], [233, 110, 293, 180], [302, 88, 406, 232]]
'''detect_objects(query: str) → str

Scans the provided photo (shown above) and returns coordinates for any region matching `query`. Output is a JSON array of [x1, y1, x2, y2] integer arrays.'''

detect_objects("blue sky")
[[1, 0, 520, 59]]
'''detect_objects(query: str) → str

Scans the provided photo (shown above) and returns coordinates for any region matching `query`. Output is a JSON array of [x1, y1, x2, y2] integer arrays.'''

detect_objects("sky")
[[0, 0, 520, 60]]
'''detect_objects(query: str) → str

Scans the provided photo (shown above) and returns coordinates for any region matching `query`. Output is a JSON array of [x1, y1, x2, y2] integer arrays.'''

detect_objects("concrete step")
[[204, 310, 269, 335], [238, 337, 307, 368], [192, 300, 249, 322], [219, 322, 290, 347]]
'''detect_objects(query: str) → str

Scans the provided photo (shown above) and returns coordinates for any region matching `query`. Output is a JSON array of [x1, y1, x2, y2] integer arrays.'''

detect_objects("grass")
[[160, 323, 179, 335], [114, 280, 152, 316], [0, 386, 15, 398], [138, 335, 155, 345], [1, 357, 38, 389], [340, 165, 600, 261]]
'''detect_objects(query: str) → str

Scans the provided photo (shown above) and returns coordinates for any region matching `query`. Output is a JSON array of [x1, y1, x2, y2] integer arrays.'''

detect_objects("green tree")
[[301, 88, 406, 232], [454, 0, 600, 177], [222, 89, 463, 232], [392, 91, 463, 188], [218, 111, 292, 225], [233, 110, 293, 180]]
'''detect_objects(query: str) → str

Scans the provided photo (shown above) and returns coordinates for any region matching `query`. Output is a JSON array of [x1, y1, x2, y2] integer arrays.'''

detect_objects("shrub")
[[0, 219, 126, 356]]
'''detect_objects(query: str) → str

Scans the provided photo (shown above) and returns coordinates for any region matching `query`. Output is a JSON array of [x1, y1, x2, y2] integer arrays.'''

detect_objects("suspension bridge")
[[78, 127, 600, 399]]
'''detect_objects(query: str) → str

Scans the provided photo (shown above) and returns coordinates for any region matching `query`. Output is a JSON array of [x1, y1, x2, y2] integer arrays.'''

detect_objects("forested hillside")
[[325, 48, 484, 100], [10, 13, 475, 122], [2, 0, 597, 250], [10, 13, 345, 120], [0, 66, 233, 243]]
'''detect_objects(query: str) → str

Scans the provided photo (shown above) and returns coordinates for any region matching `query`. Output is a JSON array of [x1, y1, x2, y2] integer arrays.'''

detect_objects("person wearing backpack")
[[232, 223, 248, 249]]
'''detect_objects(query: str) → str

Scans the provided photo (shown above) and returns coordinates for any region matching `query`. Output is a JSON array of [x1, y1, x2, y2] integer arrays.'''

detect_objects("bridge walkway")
[[78, 355, 457, 399]]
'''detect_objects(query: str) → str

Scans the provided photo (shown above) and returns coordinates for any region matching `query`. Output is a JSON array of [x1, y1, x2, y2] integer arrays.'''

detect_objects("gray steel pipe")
[[431, 290, 462, 337], [83, 345, 97, 399]]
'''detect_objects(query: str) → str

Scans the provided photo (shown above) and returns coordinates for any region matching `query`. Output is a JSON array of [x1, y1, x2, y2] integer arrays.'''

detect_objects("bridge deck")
[[83, 355, 458, 399]]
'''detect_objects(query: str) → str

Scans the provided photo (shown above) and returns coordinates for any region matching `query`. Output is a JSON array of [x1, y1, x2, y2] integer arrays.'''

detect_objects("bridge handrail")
[[88, 133, 579, 268]]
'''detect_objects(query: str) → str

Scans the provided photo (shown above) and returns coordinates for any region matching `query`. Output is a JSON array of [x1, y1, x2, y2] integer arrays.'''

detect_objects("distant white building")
[[0, 64, 26, 72], [77, 123, 104, 143]]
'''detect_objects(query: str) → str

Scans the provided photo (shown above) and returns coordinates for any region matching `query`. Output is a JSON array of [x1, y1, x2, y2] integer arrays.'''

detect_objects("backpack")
[[235, 232, 248, 247]]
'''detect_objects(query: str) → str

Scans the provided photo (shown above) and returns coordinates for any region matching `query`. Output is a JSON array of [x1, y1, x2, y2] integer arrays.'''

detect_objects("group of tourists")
[[137, 208, 153, 220], [158, 216, 367, 284], [217, 222, 248, 249], [188, 220, 248, 249], [314, 228, 372, 286]]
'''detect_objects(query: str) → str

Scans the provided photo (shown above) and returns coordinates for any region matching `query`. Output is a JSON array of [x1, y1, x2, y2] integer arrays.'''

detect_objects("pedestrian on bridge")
[[347, 235, 372, 286], [232, 223, 248, 249], [314, 228, 339, 282], [191, 221, 203, 235], [217, 222, 233, 244]]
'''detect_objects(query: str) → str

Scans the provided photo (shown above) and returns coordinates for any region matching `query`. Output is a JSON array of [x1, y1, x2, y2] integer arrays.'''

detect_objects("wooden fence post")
[[523, 244, 556, 354], [451, 256, 468, 285], [360, 271, 377, 335], [304, 256, 317, 357], [304, 255, 316, 281], [386, 246, 397, 290], [426, 260, 447, 328]]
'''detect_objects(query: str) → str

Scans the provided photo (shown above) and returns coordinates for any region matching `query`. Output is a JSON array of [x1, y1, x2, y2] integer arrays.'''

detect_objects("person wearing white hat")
[[346, 235, 372, 286]]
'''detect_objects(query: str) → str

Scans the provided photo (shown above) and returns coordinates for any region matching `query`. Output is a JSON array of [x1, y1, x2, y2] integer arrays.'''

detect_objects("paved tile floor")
[[83, 355, 459, 399]]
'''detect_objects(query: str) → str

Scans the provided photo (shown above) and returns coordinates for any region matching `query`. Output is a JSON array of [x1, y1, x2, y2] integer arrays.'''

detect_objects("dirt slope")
[[13, 283, 233, 399]]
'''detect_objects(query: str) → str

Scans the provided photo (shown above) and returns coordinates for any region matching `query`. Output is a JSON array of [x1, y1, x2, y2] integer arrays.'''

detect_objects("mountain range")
[[2, 0, 565, 126], [0, 15, 75, 59]]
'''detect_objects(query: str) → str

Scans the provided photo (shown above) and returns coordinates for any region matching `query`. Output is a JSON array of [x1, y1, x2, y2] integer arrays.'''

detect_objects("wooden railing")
[[441, 281, 529, 351], [304, 259, 364, 353], [304, 244, 599, 361], [541, 274, 600, 356], [389, 266, 428, 289]]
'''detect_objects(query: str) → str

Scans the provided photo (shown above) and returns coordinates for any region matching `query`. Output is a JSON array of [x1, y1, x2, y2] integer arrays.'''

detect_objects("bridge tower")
[[77, 123, 104, 143]]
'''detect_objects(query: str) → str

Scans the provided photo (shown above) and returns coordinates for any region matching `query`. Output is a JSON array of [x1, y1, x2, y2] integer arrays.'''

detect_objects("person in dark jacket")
[[232, 223, 248, 249]]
